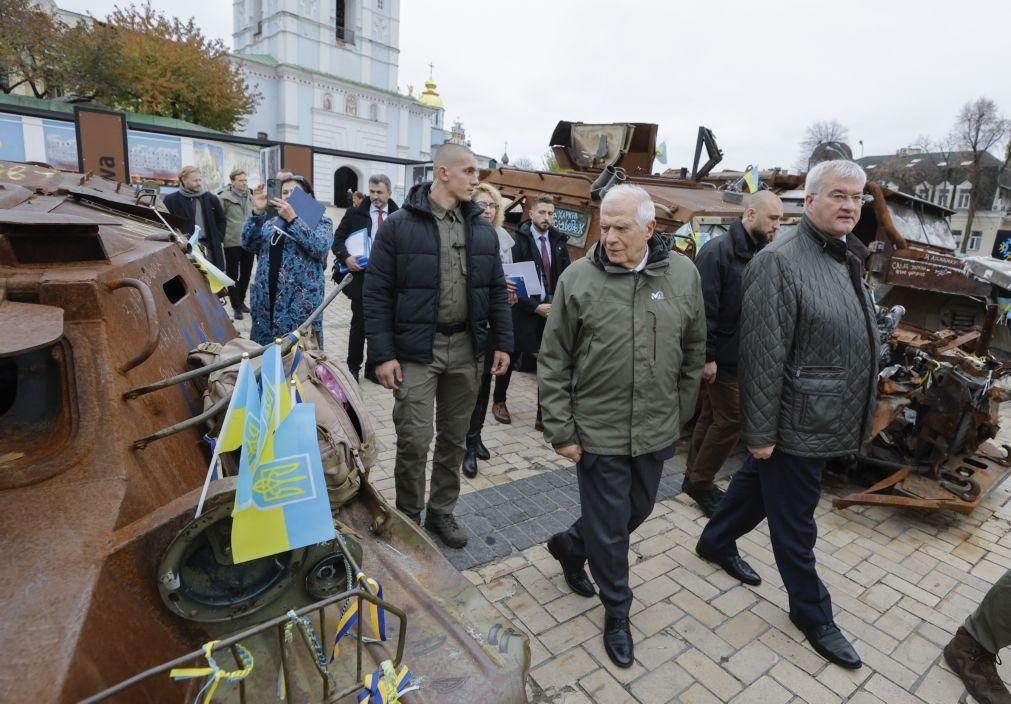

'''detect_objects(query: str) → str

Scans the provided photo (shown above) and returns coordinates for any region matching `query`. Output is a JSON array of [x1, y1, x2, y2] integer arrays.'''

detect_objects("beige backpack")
[[188, 338, 377, 510]]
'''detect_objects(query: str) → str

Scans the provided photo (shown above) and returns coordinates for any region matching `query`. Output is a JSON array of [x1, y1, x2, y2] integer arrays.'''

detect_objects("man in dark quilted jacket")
[[696, 160, 878, 670]]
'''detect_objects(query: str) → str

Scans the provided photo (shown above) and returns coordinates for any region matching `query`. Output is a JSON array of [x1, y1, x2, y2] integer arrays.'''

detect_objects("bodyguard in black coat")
[[364, 144, 513, 549], [331, 179, 399, 380], [364, 181, 512, 364]]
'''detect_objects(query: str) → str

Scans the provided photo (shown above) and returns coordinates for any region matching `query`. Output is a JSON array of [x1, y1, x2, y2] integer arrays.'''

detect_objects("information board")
[[552, 207, 590, 244]]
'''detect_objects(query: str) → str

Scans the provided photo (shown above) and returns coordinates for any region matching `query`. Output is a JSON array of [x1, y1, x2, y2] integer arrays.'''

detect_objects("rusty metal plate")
[[0, 300, 64, 356], [884, 247, 990, 296], [0, 210, 121, 226], [0, 183, 32, 209], [834, 453, 1011, 515], [0, 161, 65, 193]]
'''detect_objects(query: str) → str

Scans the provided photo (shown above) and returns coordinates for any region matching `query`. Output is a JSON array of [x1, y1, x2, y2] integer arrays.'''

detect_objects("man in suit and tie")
[[491, 194, 572, 429], [332, 173, 399, 382]]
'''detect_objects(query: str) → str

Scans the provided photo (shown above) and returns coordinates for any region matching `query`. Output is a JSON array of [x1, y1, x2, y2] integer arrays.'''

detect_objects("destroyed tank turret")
[[0, 161, 529, 703]]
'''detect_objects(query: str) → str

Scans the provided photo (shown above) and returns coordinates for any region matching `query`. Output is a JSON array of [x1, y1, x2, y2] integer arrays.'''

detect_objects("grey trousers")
[[392, 332, 480, 517], [965, 569, 1011, 654]]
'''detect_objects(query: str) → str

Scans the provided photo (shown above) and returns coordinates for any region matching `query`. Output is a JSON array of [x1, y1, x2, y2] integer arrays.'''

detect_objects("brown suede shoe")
[[944, 626, 1011, 704], [491, 402, 511, 424]]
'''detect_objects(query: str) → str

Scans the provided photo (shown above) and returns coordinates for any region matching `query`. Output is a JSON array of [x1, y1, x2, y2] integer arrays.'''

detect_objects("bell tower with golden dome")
[[417, 64, 445, 129]]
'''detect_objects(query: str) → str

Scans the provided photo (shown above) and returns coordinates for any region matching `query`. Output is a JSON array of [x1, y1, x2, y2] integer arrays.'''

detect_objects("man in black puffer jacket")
[[364, 144, 513, 548]]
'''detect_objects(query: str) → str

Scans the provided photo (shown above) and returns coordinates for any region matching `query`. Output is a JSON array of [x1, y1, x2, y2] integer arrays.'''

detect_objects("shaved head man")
[[742, 190, 785, 248], [684, 190, 783, 516], [364, 144, 513, 549]]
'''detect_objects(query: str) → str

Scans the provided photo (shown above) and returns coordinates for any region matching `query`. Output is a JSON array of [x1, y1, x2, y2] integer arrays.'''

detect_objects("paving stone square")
[[235, 282, 1011, 702]]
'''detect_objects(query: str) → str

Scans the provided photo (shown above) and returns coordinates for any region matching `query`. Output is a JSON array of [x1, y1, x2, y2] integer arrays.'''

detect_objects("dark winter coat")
[[740, 216, 878, 457], [510, 221, 572, 354], [693, 218, 757, 376], [330, 198, 399, 299], [163, 190, 227, 269], [363, 182, 513, 365]]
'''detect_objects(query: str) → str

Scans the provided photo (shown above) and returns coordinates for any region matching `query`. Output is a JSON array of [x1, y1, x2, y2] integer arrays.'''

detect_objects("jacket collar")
[[404, 182, 481, 220], [799, 215, 849, 263], [729, 218, 758, 260], [518, 220, 562, 245], [590, 235, 670, 275]]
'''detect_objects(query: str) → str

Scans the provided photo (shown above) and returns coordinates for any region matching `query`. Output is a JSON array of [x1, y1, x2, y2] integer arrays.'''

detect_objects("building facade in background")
[[231, 0, 447, 205], [858, 148, 1011, 258]]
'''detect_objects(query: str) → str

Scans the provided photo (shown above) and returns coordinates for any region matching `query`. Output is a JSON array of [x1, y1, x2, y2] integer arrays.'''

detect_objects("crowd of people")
[[164, 147, 1011, 702]]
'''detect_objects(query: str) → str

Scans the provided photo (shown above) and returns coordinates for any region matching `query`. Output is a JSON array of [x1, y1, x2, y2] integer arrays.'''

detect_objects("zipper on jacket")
[[652, 314, 657, 362]]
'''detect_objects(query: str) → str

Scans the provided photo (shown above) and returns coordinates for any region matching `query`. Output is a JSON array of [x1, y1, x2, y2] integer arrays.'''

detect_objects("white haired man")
[[539, 184, 706, 667], [696, 160, 877, 669]]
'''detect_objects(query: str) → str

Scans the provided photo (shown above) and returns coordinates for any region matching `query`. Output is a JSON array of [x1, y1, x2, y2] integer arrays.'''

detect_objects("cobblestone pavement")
[[234, 281, 1011, 703]]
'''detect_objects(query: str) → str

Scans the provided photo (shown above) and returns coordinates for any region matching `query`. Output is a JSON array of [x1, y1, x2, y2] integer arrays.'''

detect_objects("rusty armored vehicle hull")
[[0, 161, 528, 703]]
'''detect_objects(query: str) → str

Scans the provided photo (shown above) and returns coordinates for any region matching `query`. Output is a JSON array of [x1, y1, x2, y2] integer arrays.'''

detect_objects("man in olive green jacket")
[[219, 169, 255, 319], [538, 184, 706, 668]]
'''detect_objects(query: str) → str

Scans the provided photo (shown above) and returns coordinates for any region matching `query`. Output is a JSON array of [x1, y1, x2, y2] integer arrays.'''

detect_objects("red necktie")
[[540, 235, 553, 292], [376, 209, 384, 233]]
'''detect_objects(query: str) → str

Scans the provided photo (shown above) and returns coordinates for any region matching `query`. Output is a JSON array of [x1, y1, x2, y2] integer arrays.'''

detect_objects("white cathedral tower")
[[231, 0, 442, 205]]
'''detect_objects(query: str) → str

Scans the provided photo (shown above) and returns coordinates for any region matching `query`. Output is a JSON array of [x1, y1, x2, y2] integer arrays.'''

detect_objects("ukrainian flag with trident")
[[194, 353, 261, 518], [231, 341, 335, 563]]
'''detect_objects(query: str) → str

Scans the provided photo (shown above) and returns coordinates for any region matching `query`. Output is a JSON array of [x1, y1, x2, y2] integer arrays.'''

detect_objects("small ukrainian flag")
[[231, 343, 335, 563], [743, 164, 760, 193]]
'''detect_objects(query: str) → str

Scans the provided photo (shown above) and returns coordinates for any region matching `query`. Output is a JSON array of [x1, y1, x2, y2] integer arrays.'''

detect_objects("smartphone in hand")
[[266, 178, 281, 217]]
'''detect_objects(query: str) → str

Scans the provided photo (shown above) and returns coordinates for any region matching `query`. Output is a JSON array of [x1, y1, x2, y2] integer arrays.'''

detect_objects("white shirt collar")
[[632, 246, 650, 272]]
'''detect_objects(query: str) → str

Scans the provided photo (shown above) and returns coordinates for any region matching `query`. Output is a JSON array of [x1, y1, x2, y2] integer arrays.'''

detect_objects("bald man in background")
[[364, 144, 513, 548], [684, 190, 783, 517]]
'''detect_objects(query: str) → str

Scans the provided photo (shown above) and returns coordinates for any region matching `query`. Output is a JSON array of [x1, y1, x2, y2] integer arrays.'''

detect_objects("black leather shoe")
[[233, 308, 244, 320], [799, 622, 862, 669], [682, 478, 726, 518], [462, 447, 478, 478], [603, 616, 634, 668], [695, 542, 762, 586], [547, 534, 595, 598], [474, 436, 491, 461], [241, 303, 251, 313]]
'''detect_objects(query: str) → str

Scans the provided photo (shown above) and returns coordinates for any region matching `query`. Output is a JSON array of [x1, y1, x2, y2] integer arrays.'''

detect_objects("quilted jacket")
[[739, 216, 878, 458], [537, 237, 706, 457]]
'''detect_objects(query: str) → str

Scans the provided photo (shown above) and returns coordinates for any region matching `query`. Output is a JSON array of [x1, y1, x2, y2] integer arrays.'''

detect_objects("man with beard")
[[332, 174, 399, 382], [490, 194, 571, 429], [696, 160, 877, 670], [163, 166, 227, 271], [684, 191, 783, 516], [539, 184, 706, 667]]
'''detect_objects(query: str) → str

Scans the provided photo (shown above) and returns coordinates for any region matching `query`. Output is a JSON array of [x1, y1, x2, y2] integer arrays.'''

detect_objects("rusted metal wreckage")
[[482, 121, 1011, 515], [0, 160, 528, 703]]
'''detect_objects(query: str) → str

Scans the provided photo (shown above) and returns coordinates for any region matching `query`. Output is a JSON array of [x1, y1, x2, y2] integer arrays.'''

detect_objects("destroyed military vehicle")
[[0, 160, 528, 703]]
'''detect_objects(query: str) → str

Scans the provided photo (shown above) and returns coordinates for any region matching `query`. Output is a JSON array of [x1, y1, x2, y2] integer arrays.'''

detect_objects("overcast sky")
[[58, 0, 1011, 171]]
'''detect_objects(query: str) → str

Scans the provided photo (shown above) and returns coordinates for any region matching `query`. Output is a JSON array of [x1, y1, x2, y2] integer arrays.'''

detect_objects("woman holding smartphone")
[[241, 175, 334, 346]]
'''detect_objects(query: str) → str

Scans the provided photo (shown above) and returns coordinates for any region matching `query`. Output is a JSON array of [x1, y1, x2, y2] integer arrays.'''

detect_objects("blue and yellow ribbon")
[[357, 660, 418, 704], [170, 640, 253, 704], [330, 572, 387, 662], [277, 610, 335, 699], [284, 332, 306, 403]]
